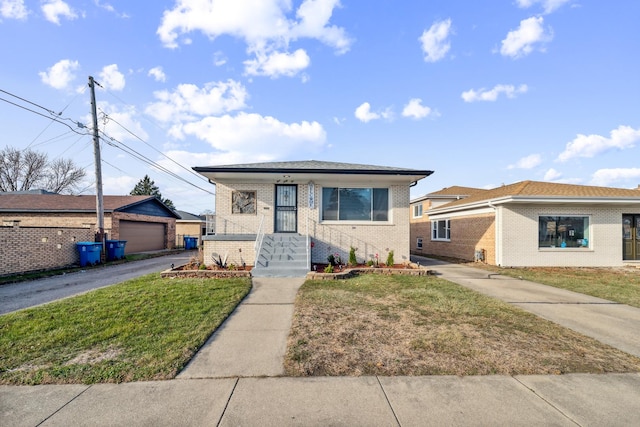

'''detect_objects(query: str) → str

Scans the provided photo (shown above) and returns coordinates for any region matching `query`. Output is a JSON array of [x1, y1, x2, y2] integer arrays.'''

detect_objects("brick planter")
[[160, 267, 251, 279], [306, 267, 429, 280]]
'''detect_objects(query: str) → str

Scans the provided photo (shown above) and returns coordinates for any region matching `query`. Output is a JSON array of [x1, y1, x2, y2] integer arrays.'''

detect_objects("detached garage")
[[0, 192, 178, 254]]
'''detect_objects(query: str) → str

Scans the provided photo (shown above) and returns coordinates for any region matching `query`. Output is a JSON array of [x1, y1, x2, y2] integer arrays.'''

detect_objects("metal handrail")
[[306, 214, 310, 270], [254, 214, 266, 261], [307, 218, 385, 264]]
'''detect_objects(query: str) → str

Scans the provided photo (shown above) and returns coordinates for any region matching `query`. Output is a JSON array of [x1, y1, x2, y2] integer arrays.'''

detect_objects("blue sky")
[[1, 0, 639, 214]]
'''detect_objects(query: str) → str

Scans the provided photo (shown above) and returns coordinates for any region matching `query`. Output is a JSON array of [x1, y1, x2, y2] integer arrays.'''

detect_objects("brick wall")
[[416, 213, 495, 264], [0, 222, 94, 276], [203, 239, 255, 267], [500, 204, 626, 267], [176, 222, 203, 246], [210, 181, 413, 266]]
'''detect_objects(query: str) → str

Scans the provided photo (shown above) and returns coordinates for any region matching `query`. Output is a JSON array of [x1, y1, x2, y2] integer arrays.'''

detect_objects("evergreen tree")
[[130, 175, 175, 210]]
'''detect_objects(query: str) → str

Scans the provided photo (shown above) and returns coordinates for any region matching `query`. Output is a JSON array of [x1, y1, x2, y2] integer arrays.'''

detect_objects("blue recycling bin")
[[183, 236, 198, 250], [106, 240, 127, 261], [76, 242, 103, 267]]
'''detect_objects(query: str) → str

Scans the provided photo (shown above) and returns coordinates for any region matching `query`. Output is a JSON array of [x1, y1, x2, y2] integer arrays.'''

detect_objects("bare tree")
[[46, 158, 86, 194], [0, 146, 86, 194]]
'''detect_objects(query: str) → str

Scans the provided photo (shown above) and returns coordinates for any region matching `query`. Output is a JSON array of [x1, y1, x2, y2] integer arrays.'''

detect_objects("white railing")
[[306, 215, 310, 270], [254, 214, 266, 260], [307, 219, 386, 265]]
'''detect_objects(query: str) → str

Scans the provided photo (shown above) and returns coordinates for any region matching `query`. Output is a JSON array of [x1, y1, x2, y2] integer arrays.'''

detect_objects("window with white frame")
[[416, 237, 423, 249], [321, 187, 389, 221], [539, 216, 590, 248], [413, 204, 423, 218], [431, 219, 450, 241]]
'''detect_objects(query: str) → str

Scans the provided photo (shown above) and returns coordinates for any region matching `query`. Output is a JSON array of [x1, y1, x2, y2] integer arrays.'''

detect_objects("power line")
[[98, 109, 211, 184], [99, 130, 215, 196], [0, 95, 88, 136]]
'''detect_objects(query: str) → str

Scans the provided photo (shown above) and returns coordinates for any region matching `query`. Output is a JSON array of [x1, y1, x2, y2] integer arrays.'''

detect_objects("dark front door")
[[623, 215, 640, 260], [275, 185, 297, 233]]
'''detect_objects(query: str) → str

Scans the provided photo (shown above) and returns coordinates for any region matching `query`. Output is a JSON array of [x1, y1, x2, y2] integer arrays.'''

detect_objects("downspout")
[[488, 201, 500, 266]]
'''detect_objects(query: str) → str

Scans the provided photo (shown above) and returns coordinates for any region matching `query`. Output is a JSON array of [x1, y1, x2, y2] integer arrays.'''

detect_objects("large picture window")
[[539, 216, 590, 248], [321, 187, 389, 221], [431, 219, 450, 240]]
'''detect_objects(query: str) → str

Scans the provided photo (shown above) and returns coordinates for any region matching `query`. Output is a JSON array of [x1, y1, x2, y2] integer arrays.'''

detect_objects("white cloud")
[[244, 48, 310, 78], [213, 51, 227, 66], [98, 64, 125, 91], [148, 66, 167, 82], [39, 59, 79, 89], [462, 84, 528, 102], [508, 153, 542, 170], [402, 98, 433, 120], [41, 0, 78, 25], [419, 18, 452, 63], [354, 102, 392, 123], [500, 16, 552, 59], [157, 0, 351, 77], [354, 102, 378, 123], [590, 168, 640, 187], [172, 112, 326, 158], [516, 0, 571, 14], [1, 0, 29, 19], [94, 0, 129, 18], [557, 125, 640, 162], [146, 80, 248, 123], [543, 168, 562, 181], [102, 174, 139, 195]]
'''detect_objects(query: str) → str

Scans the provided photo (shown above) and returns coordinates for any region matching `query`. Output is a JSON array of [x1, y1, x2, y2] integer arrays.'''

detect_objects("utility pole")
[[89, 76, 105, 250]]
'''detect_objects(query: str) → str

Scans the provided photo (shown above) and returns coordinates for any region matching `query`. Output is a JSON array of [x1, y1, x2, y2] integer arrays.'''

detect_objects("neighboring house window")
[[413, 204, 423, 218], [232, 191, 256, 214], [416, 237, 423, 249], [321, 187, 389, 221], [431, 219, 450, 241], [539, 216, 590, 248]]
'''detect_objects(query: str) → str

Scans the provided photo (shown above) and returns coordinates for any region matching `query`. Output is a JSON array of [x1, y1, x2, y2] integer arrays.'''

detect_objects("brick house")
[[193, 160, 433, 276], [175, 210, 206, 247], [0, 193, 178, 254], [410, 181, 640, 267]]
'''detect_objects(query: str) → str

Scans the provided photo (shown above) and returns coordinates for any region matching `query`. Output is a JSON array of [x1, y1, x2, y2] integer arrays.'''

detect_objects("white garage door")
[[119, 221, 166, 253]]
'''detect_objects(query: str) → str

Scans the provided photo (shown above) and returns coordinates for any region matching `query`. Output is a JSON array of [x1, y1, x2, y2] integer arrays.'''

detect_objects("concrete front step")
[[251, 267, 309, 278]]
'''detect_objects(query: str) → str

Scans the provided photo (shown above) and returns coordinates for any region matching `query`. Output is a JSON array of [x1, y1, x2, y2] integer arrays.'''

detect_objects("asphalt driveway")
[[0, 251, 193, 315]]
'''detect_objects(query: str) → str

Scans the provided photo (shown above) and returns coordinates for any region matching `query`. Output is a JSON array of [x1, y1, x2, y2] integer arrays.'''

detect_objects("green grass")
[[285, 274, 640, 376], [465, 263, 640, 308], [0, 274, 251, 385]]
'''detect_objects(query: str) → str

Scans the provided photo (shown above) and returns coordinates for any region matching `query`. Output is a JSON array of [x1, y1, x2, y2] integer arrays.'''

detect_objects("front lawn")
[[285, 274, 640, 376], [0, 274, 251, 385]]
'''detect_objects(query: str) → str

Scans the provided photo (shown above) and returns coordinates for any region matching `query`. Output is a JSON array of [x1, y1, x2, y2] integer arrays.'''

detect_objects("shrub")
[[327, 254, 336, 266], [349, 247, 357, 266], [324, 264, 334, 273], [386, 250, 394, 267]]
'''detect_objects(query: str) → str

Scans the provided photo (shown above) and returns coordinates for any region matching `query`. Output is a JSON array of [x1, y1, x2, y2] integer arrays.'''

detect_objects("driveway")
[[0, 251, 193, 315]]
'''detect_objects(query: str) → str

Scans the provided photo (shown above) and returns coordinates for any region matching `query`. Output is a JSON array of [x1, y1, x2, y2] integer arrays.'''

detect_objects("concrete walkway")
[[178, 277, 305, 378], [3, 260, 640, 426]]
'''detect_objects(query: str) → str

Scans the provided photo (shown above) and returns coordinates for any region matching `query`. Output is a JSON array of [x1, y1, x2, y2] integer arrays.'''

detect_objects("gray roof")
[[193, 160, 433, 176], [176, 210, 206, 221]]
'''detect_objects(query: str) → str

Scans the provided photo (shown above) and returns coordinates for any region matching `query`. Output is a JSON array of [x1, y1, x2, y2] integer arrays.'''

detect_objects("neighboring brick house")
[[193, 160, 433, 270], [411, 181, 640, 267], [410, 186, 489, 261], [0, 193, 178, 254], [175, 210, 206, 247]]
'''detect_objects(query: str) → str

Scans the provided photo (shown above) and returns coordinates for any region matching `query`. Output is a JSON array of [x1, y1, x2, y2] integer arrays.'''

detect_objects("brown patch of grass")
[[285, 274, 640, 376]]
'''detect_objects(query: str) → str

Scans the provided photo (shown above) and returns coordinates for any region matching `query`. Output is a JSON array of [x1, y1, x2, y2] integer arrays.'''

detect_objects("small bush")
[[349, 247, 357, 266], [324, 264, 334, 273], [327, 254, 335, 266], [386, 250, 394, 267]]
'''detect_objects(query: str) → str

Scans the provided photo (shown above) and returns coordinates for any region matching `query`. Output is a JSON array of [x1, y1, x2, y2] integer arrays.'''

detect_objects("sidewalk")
[[3, 259, 640, 426]]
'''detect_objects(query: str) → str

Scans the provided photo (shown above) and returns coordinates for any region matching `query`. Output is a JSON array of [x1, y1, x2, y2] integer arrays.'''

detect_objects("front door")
[[623, 215, 640, 260], [275, 185, 297, 233]]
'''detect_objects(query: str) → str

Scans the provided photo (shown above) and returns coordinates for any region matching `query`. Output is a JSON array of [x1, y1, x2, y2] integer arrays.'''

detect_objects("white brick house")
[[414, 181, 640, 267], [193, 160, 433, 275]]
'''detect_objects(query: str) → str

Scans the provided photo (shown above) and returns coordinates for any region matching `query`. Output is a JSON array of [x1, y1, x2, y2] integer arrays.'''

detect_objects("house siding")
[[500, 204, 625, 267], [207, 181, 412, 267]]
